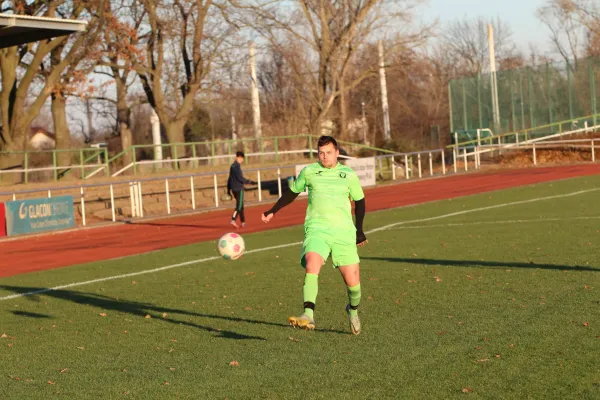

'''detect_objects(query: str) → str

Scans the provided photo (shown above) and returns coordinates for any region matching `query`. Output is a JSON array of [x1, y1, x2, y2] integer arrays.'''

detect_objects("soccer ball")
[[217, 232, 245, 260]]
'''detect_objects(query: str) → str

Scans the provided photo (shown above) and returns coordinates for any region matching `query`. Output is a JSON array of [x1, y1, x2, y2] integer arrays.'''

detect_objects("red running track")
[[1, 164, 599, 278]]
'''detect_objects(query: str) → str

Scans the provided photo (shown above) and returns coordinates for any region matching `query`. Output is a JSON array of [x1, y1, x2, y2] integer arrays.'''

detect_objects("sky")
[[420, 0, 552, 54]]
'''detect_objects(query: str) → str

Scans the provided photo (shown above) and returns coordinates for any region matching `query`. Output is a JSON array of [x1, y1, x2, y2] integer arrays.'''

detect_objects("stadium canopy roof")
[[0, 13, 87, 49]]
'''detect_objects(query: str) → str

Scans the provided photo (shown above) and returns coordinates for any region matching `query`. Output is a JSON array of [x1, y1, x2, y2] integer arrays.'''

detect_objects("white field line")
[[1, 187, 598, 302], [367, 188, 600, 234], [389, 216, 600, 231]]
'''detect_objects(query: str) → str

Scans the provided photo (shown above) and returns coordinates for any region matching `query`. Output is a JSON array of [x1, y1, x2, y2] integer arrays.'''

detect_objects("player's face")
[[318, 143, 339, 168]]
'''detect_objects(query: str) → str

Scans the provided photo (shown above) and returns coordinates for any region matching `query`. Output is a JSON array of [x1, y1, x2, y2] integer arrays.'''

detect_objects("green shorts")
[[300, 229, 359, 268]]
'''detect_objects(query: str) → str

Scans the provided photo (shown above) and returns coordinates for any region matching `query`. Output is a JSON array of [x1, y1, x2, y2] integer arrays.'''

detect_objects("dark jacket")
[[228, 161, 252, 192]]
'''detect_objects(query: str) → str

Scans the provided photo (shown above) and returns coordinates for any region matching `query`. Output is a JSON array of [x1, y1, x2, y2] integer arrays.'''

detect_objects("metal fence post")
[[257, 170, 262, 202], [428, 152, 433, 176], [110, 184, 116, 222], [190, 176, 196, 210], [442, 150, 446, 175], [166, 179, 171, 214], [391, 156, 396, 180], [277, 168, 282, 197], [533, 144, 537, 165], [417, 153, 422, 178], [80, 186, 86, 226], [137, 181, 144, 218], [213, 174, 219, 208]]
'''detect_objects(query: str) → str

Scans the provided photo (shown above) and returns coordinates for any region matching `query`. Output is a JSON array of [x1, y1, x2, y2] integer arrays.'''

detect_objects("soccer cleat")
[[230, 220, 239, 229], [241, 223, 246, 228], [346, 305, 361, 335], [288, 313, 315, 330]]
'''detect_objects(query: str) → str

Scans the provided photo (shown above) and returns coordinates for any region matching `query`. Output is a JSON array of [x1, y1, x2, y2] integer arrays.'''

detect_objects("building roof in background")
[[0, 13, 87, 49]]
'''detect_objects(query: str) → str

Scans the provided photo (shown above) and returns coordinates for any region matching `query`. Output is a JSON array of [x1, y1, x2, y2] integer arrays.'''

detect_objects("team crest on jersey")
[[339, 172, 347, 178]]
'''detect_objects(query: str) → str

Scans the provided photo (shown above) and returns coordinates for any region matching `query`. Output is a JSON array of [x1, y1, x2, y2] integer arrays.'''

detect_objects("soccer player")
[[261, 136, 367, 335], [227, 151, 256, 228]]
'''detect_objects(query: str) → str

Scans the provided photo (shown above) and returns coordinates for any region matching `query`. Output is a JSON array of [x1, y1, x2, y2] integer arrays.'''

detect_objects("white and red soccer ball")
[[217, 232, 245, 260]]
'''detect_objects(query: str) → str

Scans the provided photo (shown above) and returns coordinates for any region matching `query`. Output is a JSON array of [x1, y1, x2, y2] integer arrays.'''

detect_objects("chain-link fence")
[[450, 57, 600, 135]]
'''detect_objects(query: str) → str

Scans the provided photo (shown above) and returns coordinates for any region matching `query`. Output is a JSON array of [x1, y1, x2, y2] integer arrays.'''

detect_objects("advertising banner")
[[0, 203, 5, 237], [343, 157, 376, 187], [5, 196, 75, 236]]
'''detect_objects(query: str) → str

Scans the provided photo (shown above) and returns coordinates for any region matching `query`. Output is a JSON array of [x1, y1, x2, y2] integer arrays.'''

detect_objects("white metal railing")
[[111, 148, 356, 177], [459, 137, 599, 170], [0, 150, 450, 231]]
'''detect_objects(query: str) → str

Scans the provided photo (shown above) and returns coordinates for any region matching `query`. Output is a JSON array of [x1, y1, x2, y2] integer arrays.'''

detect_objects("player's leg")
[[288, 235, 330, 330], [332, 237, 362, 335], [238, 190, 246, 227], [230, 190, 241, 228]]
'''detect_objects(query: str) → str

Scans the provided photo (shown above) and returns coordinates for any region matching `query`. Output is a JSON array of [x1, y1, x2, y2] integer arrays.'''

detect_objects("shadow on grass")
[[11, 310, 53, 318], [0, 285, 349, 338], [361, 257, 600, 272], [125, 221, 220, 230]]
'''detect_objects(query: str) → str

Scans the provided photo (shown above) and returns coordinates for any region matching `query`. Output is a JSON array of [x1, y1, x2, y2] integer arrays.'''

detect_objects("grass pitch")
[[1, 175, 599, 399]]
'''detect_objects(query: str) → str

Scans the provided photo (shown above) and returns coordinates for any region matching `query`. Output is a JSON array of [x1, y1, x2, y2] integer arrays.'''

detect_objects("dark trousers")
[[231, 190, 245, 223]]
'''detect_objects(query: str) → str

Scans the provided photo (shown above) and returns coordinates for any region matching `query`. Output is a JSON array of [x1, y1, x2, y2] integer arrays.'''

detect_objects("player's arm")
[[262, 167, 307, 223], [263, 189, 300, 216], [354, 198, 367, 246], [348, 172, 367, 246], [234, 164, 256, 185]]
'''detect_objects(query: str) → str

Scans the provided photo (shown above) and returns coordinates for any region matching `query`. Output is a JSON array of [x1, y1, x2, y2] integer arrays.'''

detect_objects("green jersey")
[[290, 162, 364, 233]]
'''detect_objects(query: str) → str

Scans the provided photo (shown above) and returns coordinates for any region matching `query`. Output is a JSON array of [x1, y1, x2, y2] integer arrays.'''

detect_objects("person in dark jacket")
[[227, 151, 256, 228]]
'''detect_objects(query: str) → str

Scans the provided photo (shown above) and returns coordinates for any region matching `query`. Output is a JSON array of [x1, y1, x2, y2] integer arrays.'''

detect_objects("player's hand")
[[356, 231, 368, 247], [262, 213, 274, 224]]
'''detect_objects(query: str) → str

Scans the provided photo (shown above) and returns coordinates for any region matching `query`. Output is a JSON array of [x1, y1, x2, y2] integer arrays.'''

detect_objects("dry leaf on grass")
[[462, 388, 473, 393], [77, 347, 85, 350], [47, 381, 56, 385], [162, 313, 168, 318], [229, 361, 239, 367], [169, 368, 176, 371], [584, 322, 590, 327], [144, 314, 151, 319], [162, 381, 169, 386], [1, 333, 7, 338], [99, 313, 107, 317], [60, 368, 68, 373]]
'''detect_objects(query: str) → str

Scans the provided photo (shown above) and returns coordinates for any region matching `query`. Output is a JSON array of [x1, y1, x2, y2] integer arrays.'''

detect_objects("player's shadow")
[[0, 285, 349, 338], [124, 221, 219, 229], [361, 257, 600, 273], [11, 310, 53, 318]]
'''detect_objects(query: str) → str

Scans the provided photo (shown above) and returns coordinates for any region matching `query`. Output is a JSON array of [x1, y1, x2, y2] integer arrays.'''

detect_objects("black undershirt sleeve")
[[354, 198, 366, 244], [263, 189, 300, 216]]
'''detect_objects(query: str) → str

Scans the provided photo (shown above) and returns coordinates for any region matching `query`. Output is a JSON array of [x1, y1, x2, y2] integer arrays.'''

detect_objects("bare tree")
[[0, 0, 106, 154], [133, 0, 237, 159], [440, 16, 518, 76], [236, 0, 429, 138], [537, 0, 588, 62]]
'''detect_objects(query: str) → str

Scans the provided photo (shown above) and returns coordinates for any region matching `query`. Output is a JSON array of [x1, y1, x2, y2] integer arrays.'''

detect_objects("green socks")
[[347, 284, 361, 317], [302, 273, 319, 319]]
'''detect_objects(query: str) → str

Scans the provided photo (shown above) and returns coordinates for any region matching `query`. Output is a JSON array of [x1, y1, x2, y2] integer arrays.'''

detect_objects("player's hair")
[[236, 151, 245, 158], [317, 135, 338, 150]]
